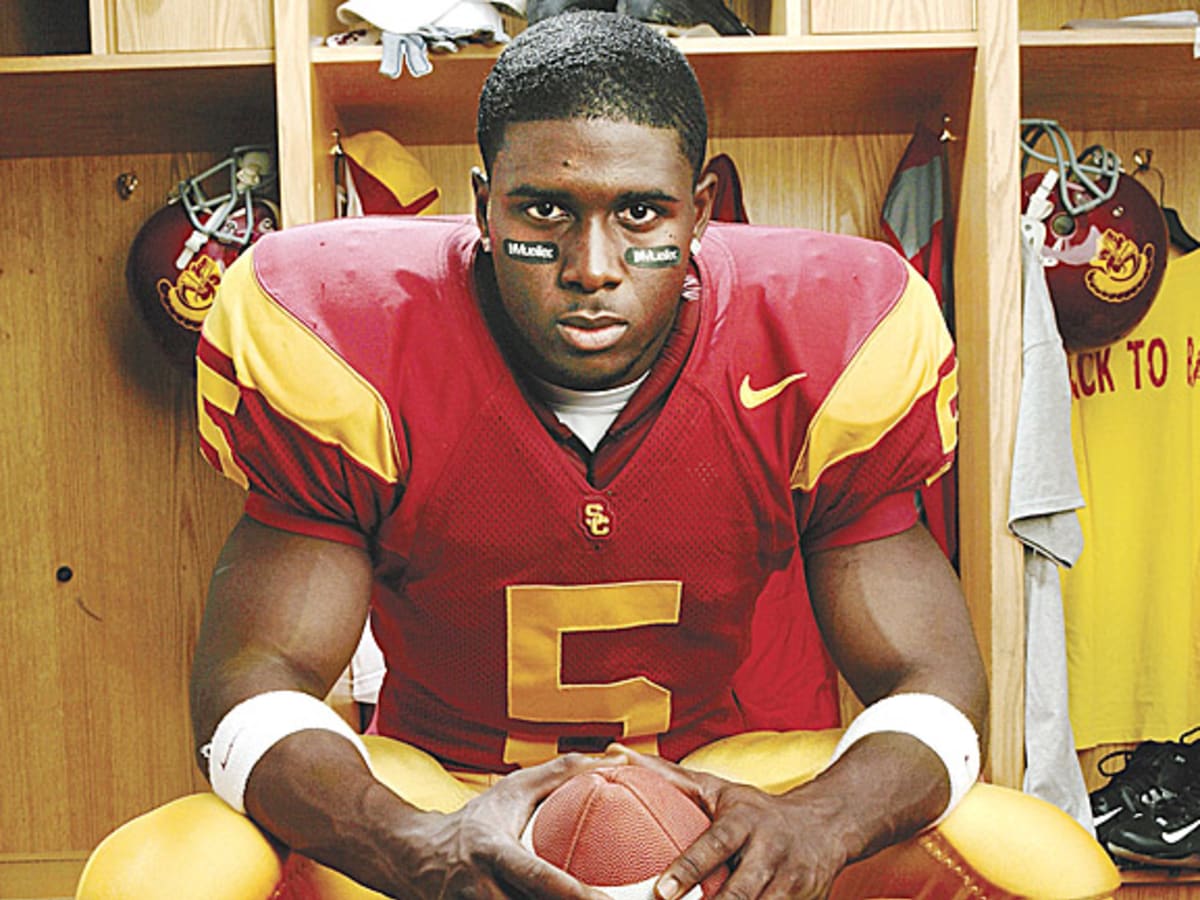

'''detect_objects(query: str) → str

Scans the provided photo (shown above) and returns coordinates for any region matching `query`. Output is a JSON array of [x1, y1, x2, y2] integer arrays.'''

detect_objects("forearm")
[[191, 646, 423, 891], [788, 729, 957, 867], [806, 668, 986, 865], [243, 731, 619, 900], [243, 730, 428, 894], [803, 524, 989, 862], [193, 676, 423, 892], [187, 516, 407, 889]]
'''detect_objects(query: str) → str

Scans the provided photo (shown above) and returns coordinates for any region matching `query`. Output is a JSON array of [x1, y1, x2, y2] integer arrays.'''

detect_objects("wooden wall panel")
[[112, 0, 273, 52], [0, 153, 243, 856], [408, 144, 484, 217], [708, 134, 909, 233], [275, 0, 322, 227], [811, 0, 975, 33]]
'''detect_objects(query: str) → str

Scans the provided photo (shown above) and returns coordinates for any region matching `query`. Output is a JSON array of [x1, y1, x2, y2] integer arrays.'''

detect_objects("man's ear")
[[471, 166, 491, 251], [691, 169, 719, 244]]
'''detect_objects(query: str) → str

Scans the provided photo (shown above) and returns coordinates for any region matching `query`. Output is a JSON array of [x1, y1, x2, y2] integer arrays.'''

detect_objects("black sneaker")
[[1106, 779, 1200, 869], [1088, 727, 1200, 845]]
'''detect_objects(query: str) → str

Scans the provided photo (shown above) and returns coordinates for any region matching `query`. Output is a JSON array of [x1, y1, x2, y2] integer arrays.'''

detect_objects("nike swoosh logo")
[[1093, 807, 1123, 827], [220, 730, 240, 770], [1162, 818, 1200, 844], [739, 372, 808, 410]]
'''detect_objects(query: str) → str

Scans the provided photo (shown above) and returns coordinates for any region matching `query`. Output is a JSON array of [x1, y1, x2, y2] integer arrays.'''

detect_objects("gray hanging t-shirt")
[[1008, 213, 1093, 832]]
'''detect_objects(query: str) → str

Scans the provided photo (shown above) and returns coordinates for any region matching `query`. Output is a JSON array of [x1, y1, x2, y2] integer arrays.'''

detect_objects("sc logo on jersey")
[[580, 497, 614, 539]]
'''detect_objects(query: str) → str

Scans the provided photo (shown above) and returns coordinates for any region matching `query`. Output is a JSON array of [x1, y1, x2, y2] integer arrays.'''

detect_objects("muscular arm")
[[191, 515, 373, 756], [189, 515, 407, 883], [804, 521, 988, 854], [810, 523, 986, 721], [651, 522, 987, 900], [191, 514, 610, 899]]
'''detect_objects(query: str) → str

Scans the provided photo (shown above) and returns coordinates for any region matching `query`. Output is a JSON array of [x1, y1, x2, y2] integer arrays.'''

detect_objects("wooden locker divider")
[[953, 0, 1024, 789]]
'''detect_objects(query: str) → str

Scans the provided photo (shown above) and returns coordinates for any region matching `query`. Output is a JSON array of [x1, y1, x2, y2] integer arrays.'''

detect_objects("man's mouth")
[[557, 313, 628, 352]]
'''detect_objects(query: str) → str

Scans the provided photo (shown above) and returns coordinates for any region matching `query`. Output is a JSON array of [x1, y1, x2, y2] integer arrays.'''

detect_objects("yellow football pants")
[[76, 730, 1119, 899]]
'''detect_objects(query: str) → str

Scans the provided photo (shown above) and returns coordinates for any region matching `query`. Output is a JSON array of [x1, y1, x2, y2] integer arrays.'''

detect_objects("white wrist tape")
[[203, 690, 373, 814], [831, 692, 980, 826]]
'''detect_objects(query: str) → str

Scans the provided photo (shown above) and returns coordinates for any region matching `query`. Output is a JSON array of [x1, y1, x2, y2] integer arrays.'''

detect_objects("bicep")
[[190, 514, 375, 750], [805, 522, 987, 732]]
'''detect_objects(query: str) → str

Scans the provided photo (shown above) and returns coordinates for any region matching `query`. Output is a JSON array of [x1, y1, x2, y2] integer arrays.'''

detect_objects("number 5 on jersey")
[[503, 581, 681, 767]]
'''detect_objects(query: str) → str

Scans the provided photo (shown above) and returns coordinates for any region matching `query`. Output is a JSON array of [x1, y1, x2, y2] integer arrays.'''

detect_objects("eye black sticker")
[[625, 245, 682, 268], [503, 239, 559, 264]]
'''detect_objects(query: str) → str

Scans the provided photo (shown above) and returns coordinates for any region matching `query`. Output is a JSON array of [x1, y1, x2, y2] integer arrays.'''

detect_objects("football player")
[[79, 11, 1117, 900]]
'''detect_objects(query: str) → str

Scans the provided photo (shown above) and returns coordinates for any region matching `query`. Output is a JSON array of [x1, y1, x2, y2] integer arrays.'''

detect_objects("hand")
[[383, 752, 624, 899], [618, 752, 855, 900]]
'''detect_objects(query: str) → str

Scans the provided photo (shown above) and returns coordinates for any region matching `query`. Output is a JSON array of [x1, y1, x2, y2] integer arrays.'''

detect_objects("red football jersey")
[[197, 218, 957, 772]]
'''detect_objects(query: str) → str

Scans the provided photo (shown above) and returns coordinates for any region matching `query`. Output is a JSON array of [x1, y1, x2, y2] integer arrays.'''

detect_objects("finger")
[[655, 821, 748, 900], [487, 752, 652, 840], [616, 751, 722, 810], [601, 742, 638, 764], [501, 751, 617, 798], [494, 842, 613, 900], [704, 852, 774, 900], [717, 841, 838, 900]]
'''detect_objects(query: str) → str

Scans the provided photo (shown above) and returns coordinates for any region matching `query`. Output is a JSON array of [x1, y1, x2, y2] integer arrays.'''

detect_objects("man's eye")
[[620, 203, 660, 226], [526, 201, 567, 221]]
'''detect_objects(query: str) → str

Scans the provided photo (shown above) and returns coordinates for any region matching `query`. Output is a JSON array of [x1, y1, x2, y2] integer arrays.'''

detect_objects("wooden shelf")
[[0, 48, 273, 73], [0, 51, 276, 158], [1020, 28, 1200, 131], [314, 32, 976, 143]]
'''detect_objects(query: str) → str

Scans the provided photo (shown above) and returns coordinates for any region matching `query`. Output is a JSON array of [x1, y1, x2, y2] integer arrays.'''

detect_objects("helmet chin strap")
[[1023, 169, 1058, 223], [176, 204, 233, 270]]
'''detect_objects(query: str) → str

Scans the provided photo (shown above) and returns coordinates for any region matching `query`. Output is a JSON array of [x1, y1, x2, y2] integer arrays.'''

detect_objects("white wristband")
[[203, 690, 373, 814], [830, 692, 980, 826]]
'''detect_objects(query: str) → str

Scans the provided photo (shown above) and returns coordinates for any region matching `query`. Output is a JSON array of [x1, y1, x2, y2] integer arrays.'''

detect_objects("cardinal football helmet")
[[1020, 120, 1167, 352], [127, 147, 280, 372]]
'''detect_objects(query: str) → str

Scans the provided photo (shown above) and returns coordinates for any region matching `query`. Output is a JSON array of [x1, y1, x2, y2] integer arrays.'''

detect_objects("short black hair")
[[476, 11, 708, 181]]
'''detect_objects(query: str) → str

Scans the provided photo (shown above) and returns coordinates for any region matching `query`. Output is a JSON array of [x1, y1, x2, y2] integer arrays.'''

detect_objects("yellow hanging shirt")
[[1062, 248, 1200, 748]]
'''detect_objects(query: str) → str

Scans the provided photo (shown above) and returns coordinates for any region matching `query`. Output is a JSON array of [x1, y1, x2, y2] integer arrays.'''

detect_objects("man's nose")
[[560, 218, 623, 293]]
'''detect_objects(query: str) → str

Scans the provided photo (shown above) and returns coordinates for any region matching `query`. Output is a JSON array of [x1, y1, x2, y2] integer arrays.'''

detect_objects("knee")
[[833, 784, 1120, 900], [76, 793, 283, 900], [937, 783, 1120, 898]]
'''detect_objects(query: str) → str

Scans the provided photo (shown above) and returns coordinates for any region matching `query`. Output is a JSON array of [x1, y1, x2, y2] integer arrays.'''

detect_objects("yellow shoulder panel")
[[791, 263, 955, 492], [200, 250, 401, 485]]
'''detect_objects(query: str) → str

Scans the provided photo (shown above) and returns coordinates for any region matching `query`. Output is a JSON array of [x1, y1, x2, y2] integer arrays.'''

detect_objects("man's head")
[[477, 11, 708, 183], [472, 13, 716, 392]]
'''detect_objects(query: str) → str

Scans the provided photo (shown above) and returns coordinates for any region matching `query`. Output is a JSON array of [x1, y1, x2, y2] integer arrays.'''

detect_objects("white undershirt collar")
[[529, 372, 649, 452]]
